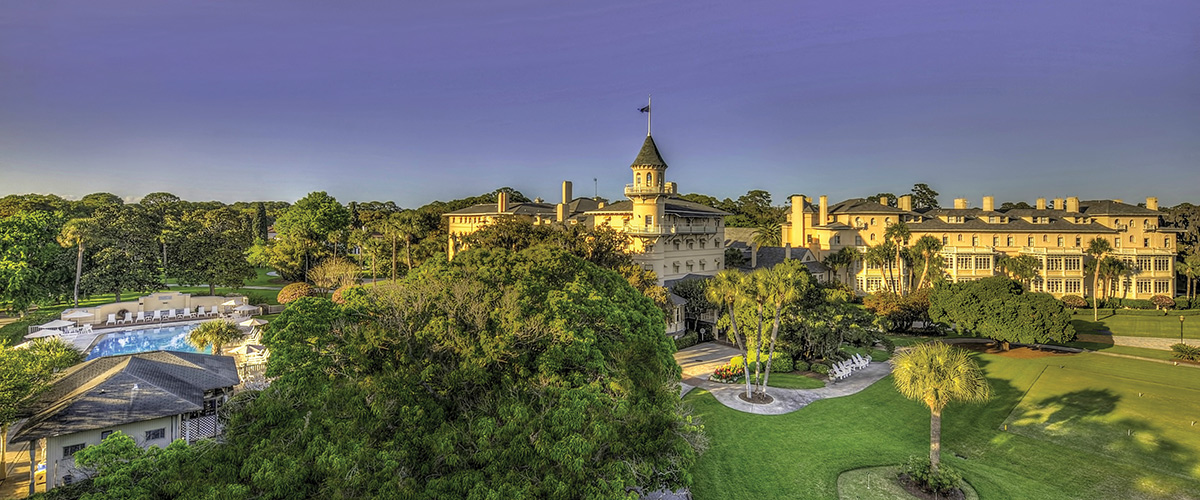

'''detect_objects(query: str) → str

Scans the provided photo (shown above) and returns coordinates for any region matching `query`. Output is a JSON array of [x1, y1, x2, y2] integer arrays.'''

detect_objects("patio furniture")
[[106, 314, 117, 326], [119, 312, 134, 324], [135, 311, 147, 323], [167, 309, 178, 320], [151, 310, 163, 322], [181, 307, 195, 319]]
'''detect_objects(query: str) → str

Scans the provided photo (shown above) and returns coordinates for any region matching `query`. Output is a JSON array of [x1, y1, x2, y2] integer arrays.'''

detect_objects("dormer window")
[[988, 216, 996, 223]]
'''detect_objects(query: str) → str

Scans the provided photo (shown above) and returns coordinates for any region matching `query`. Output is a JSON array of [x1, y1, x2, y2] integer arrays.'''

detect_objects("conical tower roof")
[[631, 135, 668, 168]]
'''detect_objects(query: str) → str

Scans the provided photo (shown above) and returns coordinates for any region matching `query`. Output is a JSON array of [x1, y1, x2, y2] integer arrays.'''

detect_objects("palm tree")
[[1181, 253, 1200, 299], [705, 270, 753, 399], [892, 342, 990, 473], [910, 235, 943, 291], [996, 254, 1041, 289], [1097, 256, 1131, 301], [864, 244, 892, 293], [751, 221, 781, 267], [757, 262, 804, 394], [1085, 237, 1113, 321], [884, 221, 911, 294], [840, 246, 862, 287], [57, 218, 94, 308], [187, 320, 244, 356]]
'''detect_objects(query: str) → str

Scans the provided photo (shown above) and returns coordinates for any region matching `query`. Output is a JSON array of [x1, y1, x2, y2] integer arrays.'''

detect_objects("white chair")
[[151, 310, 163, 322], [196, 306, 207, 317], [119, 312, 133, 324], [181, 307, 195, 319], [167, 309, 178, 320], [82, 324, 93, 334], [106, 314, 117, 326], [134, 311, 147, 323]]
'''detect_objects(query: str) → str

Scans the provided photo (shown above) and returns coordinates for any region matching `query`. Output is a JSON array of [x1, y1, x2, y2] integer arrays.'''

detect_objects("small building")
[[8, 351, 240, 493]]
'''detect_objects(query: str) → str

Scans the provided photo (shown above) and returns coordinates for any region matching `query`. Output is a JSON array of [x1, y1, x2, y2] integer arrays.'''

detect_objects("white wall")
[[45, 415, 179, 489]]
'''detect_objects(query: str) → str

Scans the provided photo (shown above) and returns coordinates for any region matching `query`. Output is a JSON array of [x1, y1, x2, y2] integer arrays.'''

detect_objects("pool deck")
[[70, 316, 255, 353]]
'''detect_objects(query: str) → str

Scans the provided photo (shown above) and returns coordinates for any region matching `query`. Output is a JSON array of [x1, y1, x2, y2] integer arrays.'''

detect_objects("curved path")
[[674, 343, 893, 415]]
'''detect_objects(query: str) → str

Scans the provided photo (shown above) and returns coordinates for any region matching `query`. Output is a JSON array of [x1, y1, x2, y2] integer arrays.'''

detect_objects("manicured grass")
[[1065, 342, 1182, 361], [837, 466, 978, 500], [245, 267, 289, 288], [885, 334, 932, 348], [1070, 309, 1200, 340], [685, 350, 1200, 499], [734, 372, 826, 390], [842, 345, 891, 362]]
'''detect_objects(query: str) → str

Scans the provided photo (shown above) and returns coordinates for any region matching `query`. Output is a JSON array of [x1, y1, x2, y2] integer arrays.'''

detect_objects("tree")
[[999, 201, 1033, 210], [671, 277, 712, 333], [0, 339, 83, 480], [271, 192, 351, 278], [307, 257, 360, 295], [928, 276, 1076, 349], [140, 192, 182, 279], [1179, 253, 1200, 299], [1085, 237, 1113, 319], [891, 342, 990, 473], [57, 217, 95, 307], [170, 208, 256, 296], [910, 235, 944, 290], [995, 254, 1041, 289], [79, 192, 124, 212], [277, 282, 316, 304], [186, 320, 244, 355], [911, 183, 940, 209], [884, 221, 911, 294], [864, 242, 896, 292], [252, 202, 269, 241], [867, 193, 898, 207], [0, 211, 69, 313], [707, 270, 754, 398], [750, 221, 781, 266], [1094, 256, 1130, 302], [756, 261, 811, 393], [81, 205, 164, 302]]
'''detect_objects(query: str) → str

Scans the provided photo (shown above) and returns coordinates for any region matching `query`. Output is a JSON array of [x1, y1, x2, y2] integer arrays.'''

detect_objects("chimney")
[[982, 196, 995, 212], [1036, 198, 1046, 210], [954, 198, 967, 209], [597, 201, 605, 209], [790, 195, 807, 248], [898, 194, 913, 211], [665, 181, 677, 194], [819, 195, 828, 226], [561, 181, 572, 205], [785, 242, 792, 260], [1054, 198, 1064, 211], [1067, 197, 1080, 213], [497, 191, 508, 213], [878, 196, 889, 207], [557, 181, 572, 222], [1146, 197, 1158, 211]]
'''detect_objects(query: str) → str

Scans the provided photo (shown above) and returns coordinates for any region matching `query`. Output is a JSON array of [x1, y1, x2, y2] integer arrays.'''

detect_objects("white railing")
[[621, 224, 717, 235], [624, 184, 665, 196]]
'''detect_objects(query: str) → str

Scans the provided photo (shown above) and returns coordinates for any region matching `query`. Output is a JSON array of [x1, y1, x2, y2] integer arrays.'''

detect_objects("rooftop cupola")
[[627, 134, 668, 197]]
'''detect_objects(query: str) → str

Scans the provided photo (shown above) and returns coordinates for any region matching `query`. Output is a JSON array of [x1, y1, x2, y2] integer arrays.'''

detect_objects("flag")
[[639, 105, 650, 113]]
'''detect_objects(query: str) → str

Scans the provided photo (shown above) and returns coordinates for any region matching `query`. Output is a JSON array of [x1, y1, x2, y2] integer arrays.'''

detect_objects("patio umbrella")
[[37, 319, 75, 329], [61, 310, 94, 319], [230, 344, 266, 355], [25, 329, 63, 339], [234, 305, 260, 313], [221, 299, 239, 306], [239, 318, 268, 327]]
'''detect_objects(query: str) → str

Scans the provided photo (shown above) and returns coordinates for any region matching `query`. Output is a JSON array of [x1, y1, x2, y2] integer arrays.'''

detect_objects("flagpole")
[[647, 95, 652, 136]]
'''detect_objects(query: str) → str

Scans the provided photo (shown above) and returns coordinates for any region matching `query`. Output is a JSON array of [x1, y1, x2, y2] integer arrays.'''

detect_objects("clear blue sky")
[[2, 0, 1198, 208]]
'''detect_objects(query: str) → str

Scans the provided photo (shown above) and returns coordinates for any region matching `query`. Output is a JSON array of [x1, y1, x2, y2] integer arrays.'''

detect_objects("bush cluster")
[[792, 360, 810, 372], [900, 457, 963, 495], [730, 352, 793, 373], [810, 363, 830, 375], [277, 282, 316, 304], [1060, 294, 1087, 309], [673, 331, 699, 350], [878, 337, 896, 355], [1150, 295, 1175, 310], [1171, 343, 1200, 362], [710, 363, 741, 383]]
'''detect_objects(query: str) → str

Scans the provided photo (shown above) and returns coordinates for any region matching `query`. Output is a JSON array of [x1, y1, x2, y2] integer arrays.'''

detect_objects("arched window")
[[855, 217, 861, 225], [1057, 236, 1064, 247], [1129, 235, 1134, 243], [885, 217, 892, 225], [646, 172, 653, 185], [1114, 219, 1120, 225], [636, 173, 641, 186], [870, 234, 876, 241], [957, 234, 963, 242], [870, 218, 877, 226]]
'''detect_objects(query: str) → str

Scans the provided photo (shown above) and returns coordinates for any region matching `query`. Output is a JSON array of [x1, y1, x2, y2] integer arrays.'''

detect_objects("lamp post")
[[1181, 316, 1186, 344]]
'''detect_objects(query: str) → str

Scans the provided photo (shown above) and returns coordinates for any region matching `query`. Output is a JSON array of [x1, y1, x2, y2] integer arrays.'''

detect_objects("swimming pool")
[[85, 323, 207, 360]]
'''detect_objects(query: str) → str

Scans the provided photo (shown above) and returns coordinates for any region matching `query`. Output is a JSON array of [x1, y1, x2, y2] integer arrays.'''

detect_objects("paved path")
[[673, 343, 893, 415], [1077, 333, 1193, 350]]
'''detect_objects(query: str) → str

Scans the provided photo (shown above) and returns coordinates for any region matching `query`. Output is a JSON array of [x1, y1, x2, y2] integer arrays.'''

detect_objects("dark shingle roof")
[[741, 246, 829, 275], [443, 202, 557, 217], [585, 197, 730, 217], [11, 351, 239, 443], [1079, 200, 1162, 216], [828, 198, 912, 215], [632, 135, 667, 168], [663, 273, 713, 289]]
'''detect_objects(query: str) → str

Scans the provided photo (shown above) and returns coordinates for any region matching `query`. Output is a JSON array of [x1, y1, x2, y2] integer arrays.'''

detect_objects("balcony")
[[1114, 223, 1128, 231], [625, 184, 665, 196], [621, 223, 717, 235]]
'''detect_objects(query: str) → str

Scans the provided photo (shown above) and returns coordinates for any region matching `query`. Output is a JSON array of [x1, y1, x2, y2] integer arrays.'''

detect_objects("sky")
[[2, 0, 1198, 208]]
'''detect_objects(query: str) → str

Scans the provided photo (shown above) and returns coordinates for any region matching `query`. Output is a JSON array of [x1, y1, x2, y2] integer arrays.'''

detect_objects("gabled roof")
[[1079, 200, 1162, 217], [828, 198, 912, 215], [11, 351, 239, 443], [663, 273, 713, 289], [632, 135, 668, 168], [741, 246, 829, 274], [442, 202, 557, 217]]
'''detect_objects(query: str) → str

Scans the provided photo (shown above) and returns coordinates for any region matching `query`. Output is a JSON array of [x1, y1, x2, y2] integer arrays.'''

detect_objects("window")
[[1075, 236, 1081, 247], [1046, 280, 1063, 293], [885, 217, 892, 225], [1154, 257, 1170, 272], [988, 216, 996, 223], [993, 236, 999, 246], [1007, 236, 1014, 246], [687, 241, 694, 250], [1155, 281, 1170, 294], [1114, 237, 1120, 247], [1028, 236, 1034, 246], [866, 278, 883, 292], [975, 256, 991, 270], [870, 218, 877, 226], [957, 256, 972, 270], [1057, 236, 1064, 247], [1065, 257, 1081, 271], [146, 428, 166, 441], [1042, 235, 1048, 243], [854, 217, 861, 226], [834, 235, 841, 245], [646, 172, 653, 185], [1065, 280, 1082, 294], [1143, 238, 1149, 247], [700, 261, 706, 270], [699, 239, 705, 249], [100, 430, 113, 440], [645, 215, 653, 227], [870, 233, 876, 241], [855, 236, 863, 245], [1130, 235, 1135, 243], [673, 241, 680, 250], [1136, 280, 1151, 295], [957, 234, 963, 242], [1046, 257, 1063, 271], [636, 173, 641, 186], [1137, 257, 1151, 271], [972, 236, 979, 246], [63, 443, 86, 457], [942, 236, 949, 244]]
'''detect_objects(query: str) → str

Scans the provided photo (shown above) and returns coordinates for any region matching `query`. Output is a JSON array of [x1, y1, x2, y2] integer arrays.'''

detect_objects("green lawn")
[[685, 350, 1200, 499], [245, 267, 289, 288], [1070, 309, 1200, 340], [732, 371, 826, 390]]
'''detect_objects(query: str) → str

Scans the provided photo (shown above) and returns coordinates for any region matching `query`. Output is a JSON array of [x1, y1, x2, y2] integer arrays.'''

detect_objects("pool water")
[[86, 323, 207, 360]]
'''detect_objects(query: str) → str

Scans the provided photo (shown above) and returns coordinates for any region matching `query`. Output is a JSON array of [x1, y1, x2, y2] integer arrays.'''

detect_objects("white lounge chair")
[[167, 309, 178, 320], [196, 306, 208, 317], [119, 312, 133, 324], [181, 307, 195, 319], [151, 310, 163, 322], [82, 324, 93, 334], [134, 311, 147, 323], [106, 314, 117, 326]]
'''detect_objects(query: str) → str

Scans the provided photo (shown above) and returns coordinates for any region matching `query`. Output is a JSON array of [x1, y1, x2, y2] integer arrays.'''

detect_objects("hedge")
[[674, 331, 699, 350], [277, 282, 316, 304], [730, 352, 793, 373]]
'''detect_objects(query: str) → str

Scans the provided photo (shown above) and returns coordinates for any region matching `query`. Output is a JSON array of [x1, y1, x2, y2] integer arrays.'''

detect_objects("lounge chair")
[[151, 310, 163, 322], [106, 314, 117, 326], [82, 324, 93, 334], [181, 307, 194, 319], [196, 306, 208, 317], [167, 309, 178, 321], [119, 312, 133, 324], [135, 311, 147, 323]]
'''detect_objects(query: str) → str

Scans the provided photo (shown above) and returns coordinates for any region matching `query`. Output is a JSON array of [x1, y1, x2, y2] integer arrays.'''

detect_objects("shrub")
[[1176, 297, 1191, 310], [1061, 294, 1086, 309], [879, 337, 896, 355], [331, 285, 359, 305], [1151, 295, 1175, 310], [674, 331, 699, 350], [810, 363, 830, 375], [731, 352, 791, 372], [710, 363, 741, 383], [1171, 343, 1200, 362], [277, 282, 316, 305], [900, 457, 963, 495], [793, 360, 810, 372]]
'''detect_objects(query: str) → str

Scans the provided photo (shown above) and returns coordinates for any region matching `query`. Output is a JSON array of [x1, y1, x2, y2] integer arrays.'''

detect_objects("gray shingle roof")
[[11, 351, 239, 443], [585, 197, 730, 217], [1079, 200, 1162, 216], [828, 198, 912, 214], [443, 202, 557, 217], [632, 135, 667, 168]]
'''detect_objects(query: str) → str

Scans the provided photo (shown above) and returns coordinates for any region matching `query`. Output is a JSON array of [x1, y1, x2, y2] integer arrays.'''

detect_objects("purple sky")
[[2, 0, 1198, 208]]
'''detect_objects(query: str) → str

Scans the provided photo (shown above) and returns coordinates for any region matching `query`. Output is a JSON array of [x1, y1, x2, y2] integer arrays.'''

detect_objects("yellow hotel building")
[[444, 133, 729, 286], [782, 194, 1179, 299]]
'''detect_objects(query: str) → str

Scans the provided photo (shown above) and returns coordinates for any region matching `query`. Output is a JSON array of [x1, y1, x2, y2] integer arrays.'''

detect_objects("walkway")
[[1077, 333, 1193, 350], [673, 343, 893, 415]]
